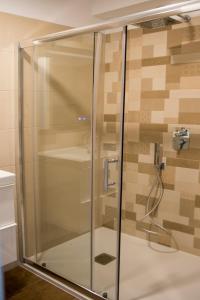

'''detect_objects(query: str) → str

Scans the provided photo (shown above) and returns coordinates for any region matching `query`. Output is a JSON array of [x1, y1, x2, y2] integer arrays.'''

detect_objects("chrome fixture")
[[138, 16, 181, 29], [177, 13, 191, 22], [19, 0, 200, 47], [137, 13, 191, 29], [104, 158, 118, 192], [173, 127, 190, 152], [77, 116, 88, 121]]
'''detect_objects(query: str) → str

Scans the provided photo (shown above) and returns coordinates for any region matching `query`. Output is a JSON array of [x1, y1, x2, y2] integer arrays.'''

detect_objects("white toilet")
[[0, 170, 17, 267]]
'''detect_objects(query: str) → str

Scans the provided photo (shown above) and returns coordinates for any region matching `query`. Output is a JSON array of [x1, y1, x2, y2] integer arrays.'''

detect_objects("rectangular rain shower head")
[[137, 15, 190, 29]]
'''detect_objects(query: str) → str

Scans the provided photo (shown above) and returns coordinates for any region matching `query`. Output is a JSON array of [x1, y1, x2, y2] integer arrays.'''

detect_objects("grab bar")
[[104, 158, 118, 192]]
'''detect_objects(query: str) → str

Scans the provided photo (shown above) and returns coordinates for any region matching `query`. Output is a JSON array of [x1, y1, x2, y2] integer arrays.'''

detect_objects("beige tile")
[[0, 91, 15, 129], [0, 50, 14, 91], [166, 157, 199, 169], [176, 167, 199, 183], [163, 220, 194, 234], [0, 130, 13, 167], [180, 77, 200, 89]]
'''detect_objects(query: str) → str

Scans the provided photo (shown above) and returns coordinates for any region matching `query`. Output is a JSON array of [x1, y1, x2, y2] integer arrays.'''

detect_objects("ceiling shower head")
[[137, 14, 191, 29]]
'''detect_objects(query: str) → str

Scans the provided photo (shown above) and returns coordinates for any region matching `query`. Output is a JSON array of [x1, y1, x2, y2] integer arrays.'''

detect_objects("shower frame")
[[16, 1, 200, 300]]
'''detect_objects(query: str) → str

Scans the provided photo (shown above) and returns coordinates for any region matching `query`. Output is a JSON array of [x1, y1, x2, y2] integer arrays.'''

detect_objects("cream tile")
[[0, 50, 14, 90], [0, 91, 15, 129], [0, 130, 12, 167], [151, 111, 164, 123], [176, 167, 199, 183], [164, 98, 179, 118]]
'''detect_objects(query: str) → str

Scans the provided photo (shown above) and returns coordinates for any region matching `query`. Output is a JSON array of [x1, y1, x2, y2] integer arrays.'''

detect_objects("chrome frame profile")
[[19, 0, 200, 47], [17, 1, 200, 300]]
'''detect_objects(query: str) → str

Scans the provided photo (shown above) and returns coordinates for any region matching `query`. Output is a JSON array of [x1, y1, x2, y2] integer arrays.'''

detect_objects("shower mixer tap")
[[172, 127, 190, 152]]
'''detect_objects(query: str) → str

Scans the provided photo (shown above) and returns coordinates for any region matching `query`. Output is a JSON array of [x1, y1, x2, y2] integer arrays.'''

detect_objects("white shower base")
[[36, 227, 200, 300]]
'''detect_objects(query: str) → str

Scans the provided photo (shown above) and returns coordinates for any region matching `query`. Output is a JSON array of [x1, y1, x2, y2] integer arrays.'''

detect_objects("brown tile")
[[107, 92, 117, 104], [163, 183, 175, 190], [106, 123, 116, 133], [177, 148, 200, 161], [142, 56, 170, 66], [127, 111, 151, 123], [140, 123, 168, 132], [179, 113, 200, 124], [104, 114, 117, 122], [136, 194, 147, 205], [142, 45, 154, 59], [136, 221, 151, 232], [195, 195, 200, 208], [166, 157, 199, 169], [141, 98, 164, 111], [112, 81, 121, 92], [126, 142, 150, 155], [180, 198, 195, 218], [139, 130, 163, 144], [166, 65, 180, 84], [138, 162, 154, 175], [180, 99, 200, 113], [141, 78, 153, 91], [143, 26, 169, 35], [125, 201, 134, 211], [163, 220, 194, 234], [124, 153, 138, 163], [141, 90, 169, 99], [127, 60, 142, 70], [176, 41, 200, 55], [194, 237, 200, 249], [167, 29, 183, 48], [125, 210, 136, 221]]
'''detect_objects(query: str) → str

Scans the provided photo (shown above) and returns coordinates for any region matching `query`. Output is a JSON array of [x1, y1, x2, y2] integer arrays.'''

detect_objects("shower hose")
[[140, 162, 172, 237]]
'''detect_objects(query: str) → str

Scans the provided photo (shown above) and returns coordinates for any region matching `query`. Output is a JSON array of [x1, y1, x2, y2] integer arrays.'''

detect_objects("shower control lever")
[[104, 158, 118, 192], [172, 127, 190, 151]]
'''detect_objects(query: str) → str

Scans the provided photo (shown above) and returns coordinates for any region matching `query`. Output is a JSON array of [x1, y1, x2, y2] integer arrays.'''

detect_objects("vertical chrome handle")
[[104, 158, 118, 192]]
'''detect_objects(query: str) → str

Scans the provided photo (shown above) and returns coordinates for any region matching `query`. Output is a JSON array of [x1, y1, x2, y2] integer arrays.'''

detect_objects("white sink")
[[0, 170, 15, 227], [0, 170, 17, 266]]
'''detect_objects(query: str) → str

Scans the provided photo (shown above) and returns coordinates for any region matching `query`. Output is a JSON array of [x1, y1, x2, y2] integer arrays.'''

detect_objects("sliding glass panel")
[[92, 27, 124, 300], [23, 33, 94, 289], [120, 11, 200, 300]]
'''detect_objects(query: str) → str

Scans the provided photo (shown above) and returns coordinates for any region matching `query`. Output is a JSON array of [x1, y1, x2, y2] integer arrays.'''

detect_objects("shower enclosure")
[[18, 1, 200, 299]]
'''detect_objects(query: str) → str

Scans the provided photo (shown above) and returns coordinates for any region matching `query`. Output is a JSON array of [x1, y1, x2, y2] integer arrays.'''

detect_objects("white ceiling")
[[0, 0, 194, 27], [0, 0, 100, 27]]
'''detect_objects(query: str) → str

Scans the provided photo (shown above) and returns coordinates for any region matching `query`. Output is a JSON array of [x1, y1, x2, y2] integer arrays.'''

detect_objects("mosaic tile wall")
[[102, 16, 200, 256]]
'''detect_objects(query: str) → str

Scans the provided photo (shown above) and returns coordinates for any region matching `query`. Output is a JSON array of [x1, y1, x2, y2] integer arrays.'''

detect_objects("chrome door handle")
[[104, 158, 118, 192]]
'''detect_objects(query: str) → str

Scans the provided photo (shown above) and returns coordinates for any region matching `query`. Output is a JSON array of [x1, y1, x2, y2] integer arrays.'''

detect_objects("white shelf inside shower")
[[38, 146, 117, 162]]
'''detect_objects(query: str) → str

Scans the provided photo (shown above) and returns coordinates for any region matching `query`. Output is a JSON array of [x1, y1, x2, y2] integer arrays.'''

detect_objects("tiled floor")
[[4, 266, 79, 300]]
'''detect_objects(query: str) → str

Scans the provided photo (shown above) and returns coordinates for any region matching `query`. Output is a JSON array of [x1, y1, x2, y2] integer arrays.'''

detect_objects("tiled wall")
[[103, 16, 200, 256], [0, 11, 67, 173]]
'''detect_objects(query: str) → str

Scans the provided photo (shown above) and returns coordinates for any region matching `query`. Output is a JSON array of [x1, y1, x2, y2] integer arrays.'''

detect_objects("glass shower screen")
[[22, 33, 94, 289], [21, 27, 126, 300]]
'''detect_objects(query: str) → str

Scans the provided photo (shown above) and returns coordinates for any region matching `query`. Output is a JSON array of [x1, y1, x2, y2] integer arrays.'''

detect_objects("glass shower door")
[[92, 27, 126, 300], [32, 33, 94, 288], [21, 27, 126, 299]]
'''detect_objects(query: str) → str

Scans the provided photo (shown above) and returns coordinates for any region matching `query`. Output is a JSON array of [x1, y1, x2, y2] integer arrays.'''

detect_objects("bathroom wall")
[[0, 11, 67, 173], [103, 16, 200, 256]]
